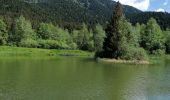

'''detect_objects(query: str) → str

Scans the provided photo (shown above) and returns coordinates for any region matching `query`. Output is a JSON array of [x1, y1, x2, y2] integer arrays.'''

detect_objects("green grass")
[[0, 46, 94, 57]]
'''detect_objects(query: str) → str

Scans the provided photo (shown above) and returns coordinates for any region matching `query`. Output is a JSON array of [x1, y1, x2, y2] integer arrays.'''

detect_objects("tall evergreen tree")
[[102, 2, 126, 58], [96, 2, 148, 60]]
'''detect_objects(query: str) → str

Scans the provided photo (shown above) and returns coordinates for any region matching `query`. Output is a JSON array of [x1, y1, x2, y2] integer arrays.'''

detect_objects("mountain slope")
[[0, 0, 141, 29], [127, 12, 170, 29], [0, 0, 169, 30]]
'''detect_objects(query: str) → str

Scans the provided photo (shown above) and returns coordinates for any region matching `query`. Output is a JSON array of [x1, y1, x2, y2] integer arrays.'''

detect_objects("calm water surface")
[[0, 57, 170, 100]]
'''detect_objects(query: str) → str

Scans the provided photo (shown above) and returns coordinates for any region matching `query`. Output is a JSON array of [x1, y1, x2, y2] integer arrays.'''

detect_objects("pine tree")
[[102, 2, 126, 58], [96, 2, 148, 60]]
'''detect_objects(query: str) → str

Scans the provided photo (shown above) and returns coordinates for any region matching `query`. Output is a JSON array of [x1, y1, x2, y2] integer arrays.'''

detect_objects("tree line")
[[0, 16, 106, 51]]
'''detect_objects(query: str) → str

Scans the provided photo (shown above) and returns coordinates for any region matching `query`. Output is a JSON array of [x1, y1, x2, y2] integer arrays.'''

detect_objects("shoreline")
[[0, 46, 165, 65], [96, 58, 150, 64], [0, 46, 94, 57]]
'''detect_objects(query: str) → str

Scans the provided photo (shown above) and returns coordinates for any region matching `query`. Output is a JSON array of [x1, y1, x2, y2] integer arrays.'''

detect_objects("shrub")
[[18, 39, 77, 50], [37, 40, 70, 49], [19, 39, 38, 48], [121, 47, 148, 61], [0, 17, 8, 45], [152, 49, 165, 55], [165, 31, 170, 54], [69, 42, 77, 50], [38, 40, 58, 49]]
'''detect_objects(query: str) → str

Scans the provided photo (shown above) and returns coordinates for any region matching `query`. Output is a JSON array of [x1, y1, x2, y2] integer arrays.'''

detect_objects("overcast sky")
[[114, 0, 170, 12]]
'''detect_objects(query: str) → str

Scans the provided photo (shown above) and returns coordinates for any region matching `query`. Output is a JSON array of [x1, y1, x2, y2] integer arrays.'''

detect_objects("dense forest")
[[127, 12, 170, 30], [0, 15, 105, 51], [0, 0, 170, 31]]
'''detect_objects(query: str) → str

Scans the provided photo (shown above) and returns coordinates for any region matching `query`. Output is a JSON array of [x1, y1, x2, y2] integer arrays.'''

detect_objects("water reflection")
[[0, 57, 169, 100]]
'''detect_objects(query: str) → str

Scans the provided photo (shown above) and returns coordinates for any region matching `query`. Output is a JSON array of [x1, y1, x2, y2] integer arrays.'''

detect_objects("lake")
[[0, 57, 170, 100]]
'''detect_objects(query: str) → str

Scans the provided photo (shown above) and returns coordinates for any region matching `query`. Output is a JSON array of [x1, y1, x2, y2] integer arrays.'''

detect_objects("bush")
[[0, 37, 7, 45], [37, 40, 70, 49], [121, 47, 148, 61], [152, 49, 165, 55], [69, 42, 77, 50], [19, 39, 39, 48], [17, 39, 77, 50], [0, 17, 8, 45], [165, 31, 170, 54]]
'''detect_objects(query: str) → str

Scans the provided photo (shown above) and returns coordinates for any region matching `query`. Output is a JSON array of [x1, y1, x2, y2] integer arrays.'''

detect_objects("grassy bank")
[[0, 46, 167, 65], [0, 46, 94, 57]]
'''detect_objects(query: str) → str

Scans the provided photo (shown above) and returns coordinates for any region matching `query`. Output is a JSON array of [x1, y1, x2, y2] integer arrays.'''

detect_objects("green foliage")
[[75, 23, 94, 51], [102, 2, 125, 58], [133, 23, 141, 46], [120, 19, 140, 47], [141, 18, 166, 54], [20, 39, 39, 48], [121, 47, 148, 61], [0, 0, 170, 32], [10, 16, 36, 46], [93, 24, 106, 52], [37, 40, 70, 49], [38, 23, 70, 41], [164, 30, 170, 54], [101, 2, 142, 60], [0, 17, 8, 45], [0, 0, 143, 31], [71, 30, 79, 43], [37, 23, 77, 49], [152, 49, 165, 55], [37, 23, 54, 40], [8, 16, 78, 50], [127, 12, 170, 30]]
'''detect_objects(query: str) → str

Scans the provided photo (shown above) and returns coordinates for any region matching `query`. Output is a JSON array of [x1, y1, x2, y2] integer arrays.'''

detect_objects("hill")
[[0, 0, 141, 29], [127, 12, 170, 30], [0, 0, 169, 30]]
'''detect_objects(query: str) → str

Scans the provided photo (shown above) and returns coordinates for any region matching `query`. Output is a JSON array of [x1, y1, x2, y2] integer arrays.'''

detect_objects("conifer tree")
[[97, 2, 148, 60], [102, 2, 126, 58]]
